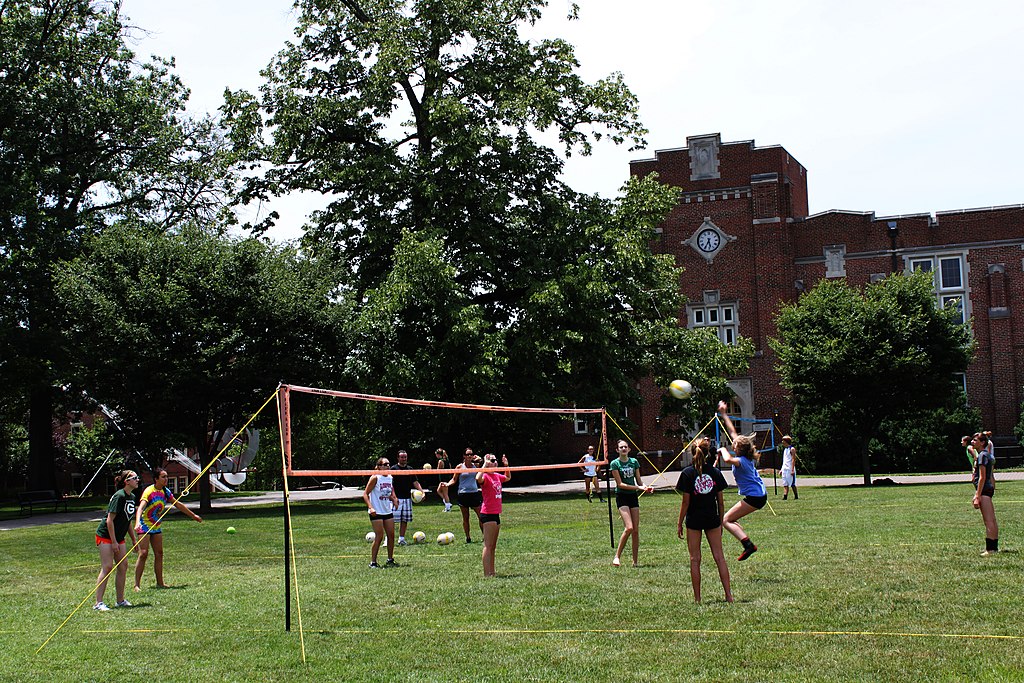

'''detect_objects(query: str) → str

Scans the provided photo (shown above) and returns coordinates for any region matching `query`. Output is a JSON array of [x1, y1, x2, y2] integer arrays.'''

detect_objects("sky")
[[119, 0, 1024, 241]]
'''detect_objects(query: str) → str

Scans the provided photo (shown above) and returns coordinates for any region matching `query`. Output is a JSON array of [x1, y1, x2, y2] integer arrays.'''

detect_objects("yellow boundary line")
[[62, 626, 1024, 641]]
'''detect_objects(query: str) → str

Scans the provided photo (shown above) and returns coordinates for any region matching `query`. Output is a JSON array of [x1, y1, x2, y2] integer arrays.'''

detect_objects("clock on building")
[[696, 228, 721, 253], [685, 218, 735, 263]]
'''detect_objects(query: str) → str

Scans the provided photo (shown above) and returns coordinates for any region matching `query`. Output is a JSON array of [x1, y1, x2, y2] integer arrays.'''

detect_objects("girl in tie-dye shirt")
[[133, 468, 202, 591]]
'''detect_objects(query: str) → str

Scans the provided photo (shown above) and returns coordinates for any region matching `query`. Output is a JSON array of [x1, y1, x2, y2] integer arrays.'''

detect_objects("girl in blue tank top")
[[716, 401, 766, 562]]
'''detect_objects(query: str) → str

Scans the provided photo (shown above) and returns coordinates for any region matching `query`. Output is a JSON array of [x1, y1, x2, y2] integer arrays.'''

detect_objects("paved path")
[[4, 471, 1022, 532]]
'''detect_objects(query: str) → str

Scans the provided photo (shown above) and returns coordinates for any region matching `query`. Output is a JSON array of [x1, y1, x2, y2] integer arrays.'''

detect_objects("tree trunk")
[[28, 387, 57, 491], [861, 437, 872, 486]]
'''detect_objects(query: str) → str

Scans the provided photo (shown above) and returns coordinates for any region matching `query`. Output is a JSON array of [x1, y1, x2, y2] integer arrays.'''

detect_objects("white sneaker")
[[444, 503, 452, 512], [93, 602, 111, 611], [116, 600, 133, 608], [397, 538, 407, 546]]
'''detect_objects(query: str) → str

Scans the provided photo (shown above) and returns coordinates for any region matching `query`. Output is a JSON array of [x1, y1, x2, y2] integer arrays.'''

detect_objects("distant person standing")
[[578, 445, 602, 502], [94, 470, 140, 611], [392, 449, 425, 546], [446, 448, 483, 543], [435, 448, 453, 512], [780, 435, 798, 500], [363, 456, 399, 568], [969, 432, 999, 556]]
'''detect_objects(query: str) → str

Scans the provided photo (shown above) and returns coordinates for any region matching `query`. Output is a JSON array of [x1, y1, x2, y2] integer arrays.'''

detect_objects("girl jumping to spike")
[[716, 401, 766, 561]]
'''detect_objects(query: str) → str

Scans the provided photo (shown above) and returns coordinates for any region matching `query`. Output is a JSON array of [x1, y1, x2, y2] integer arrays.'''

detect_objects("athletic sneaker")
[[444, 503, 452, 512], [93, 602, 110, 611], [737, 544, 758, 561], [385, 558, 398, 567], [981, 550, 998, 556], [397, 538, 407, 546], [466, 537, 473, 544], [369, 562, 381, 569], [612, 556, 621, 567], [116, 600, 133, 608]]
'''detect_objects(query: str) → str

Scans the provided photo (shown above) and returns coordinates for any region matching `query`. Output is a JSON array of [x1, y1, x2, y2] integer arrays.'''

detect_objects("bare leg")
[[614, 506, 634, 566], [96, 543, 116, 605], [383, 518, 396, 561], [686, 528, 703, 603], [113, 542, 128, 603], [134, 534, 151, 590], [150, 533, 166, 587], [706, 526, 733, 602], [370, 518, 385, 564], [628, 507, 641, 566], [722, 501, 756, 542], [460, 505, 471, 541], [482, 521, 500, 576], [980, 496, 998, 541]]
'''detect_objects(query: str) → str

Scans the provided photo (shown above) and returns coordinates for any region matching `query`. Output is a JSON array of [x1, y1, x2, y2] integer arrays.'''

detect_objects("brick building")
[[613, 132, 1023, 463]]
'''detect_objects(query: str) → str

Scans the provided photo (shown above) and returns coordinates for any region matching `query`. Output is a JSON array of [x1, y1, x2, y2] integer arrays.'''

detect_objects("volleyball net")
[[277, 383, 612, 478]]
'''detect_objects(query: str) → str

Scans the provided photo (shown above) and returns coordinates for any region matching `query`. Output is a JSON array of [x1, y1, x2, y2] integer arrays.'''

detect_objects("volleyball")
[[669, 379, 693, 399], [423, 463, 432, 469], [365, 531, 375, 543], [437, 532, 451, 545], [413, 531, 426, 544], [445, 532, 455, 544], [226, 526, 236, 534], [411, 489, 426, 503]]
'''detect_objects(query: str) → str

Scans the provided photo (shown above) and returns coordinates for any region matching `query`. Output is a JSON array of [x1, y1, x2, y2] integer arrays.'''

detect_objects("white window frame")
[[574, 416, 589, 435], [906, 253, 969, 326], [690, 302, 738, 345]]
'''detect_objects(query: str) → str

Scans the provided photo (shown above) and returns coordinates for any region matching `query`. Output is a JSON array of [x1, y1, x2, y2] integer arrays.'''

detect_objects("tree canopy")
[[771, 271, 975, 483], [0, 0, 234, 488], [54, 222, 350, 508], [223, 0, 745, 443]]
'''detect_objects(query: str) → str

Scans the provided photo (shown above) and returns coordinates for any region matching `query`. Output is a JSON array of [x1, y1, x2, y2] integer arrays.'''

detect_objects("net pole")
[[276, 387, 291, 632], [284, 497, 291, 632], [603, 410, 614, 549]]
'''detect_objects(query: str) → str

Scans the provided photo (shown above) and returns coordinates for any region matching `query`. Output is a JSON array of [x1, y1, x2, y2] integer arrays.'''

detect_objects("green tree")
[[54, 223, 350, 510], [771, 271, 974, 484], [0, 0, 234, 489], [224, 0, 732, 439]]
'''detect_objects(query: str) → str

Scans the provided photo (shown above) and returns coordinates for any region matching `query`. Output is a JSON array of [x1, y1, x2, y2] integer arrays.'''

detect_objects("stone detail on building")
[[688, 133, 721, 181]]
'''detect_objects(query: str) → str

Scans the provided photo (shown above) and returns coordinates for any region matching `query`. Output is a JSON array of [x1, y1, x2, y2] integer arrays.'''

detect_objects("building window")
[[689, 302, 739, 345], [574, 416, 589, 435], [953, 372, 967, 397], [909, 254, 968, 324]]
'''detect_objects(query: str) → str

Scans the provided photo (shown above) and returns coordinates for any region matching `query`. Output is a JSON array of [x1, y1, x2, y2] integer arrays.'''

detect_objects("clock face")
[[697, 228, 721, 252]]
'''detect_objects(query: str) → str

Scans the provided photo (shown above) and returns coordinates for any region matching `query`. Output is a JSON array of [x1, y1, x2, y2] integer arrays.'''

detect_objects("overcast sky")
[[120, 0, 1024, 241]]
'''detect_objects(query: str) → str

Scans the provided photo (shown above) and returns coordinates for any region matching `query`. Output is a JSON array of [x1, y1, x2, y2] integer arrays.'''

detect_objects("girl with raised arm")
[[716, 401, 766, 561], [476, 453, 510, 577]]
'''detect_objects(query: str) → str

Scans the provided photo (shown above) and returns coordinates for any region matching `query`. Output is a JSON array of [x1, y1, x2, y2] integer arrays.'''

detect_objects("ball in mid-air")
[[437, 532, 451, 545], [226, 526, 236, 534], [423, 463, 432, 469], [365, 531, 376, 543], [412, 531, 426, 544], [411, 489, 426, 503], [669, 379, 693, 400]]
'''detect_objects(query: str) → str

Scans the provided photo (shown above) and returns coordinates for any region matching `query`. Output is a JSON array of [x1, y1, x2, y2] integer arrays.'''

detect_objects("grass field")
[[1, 481, 1022, 682]]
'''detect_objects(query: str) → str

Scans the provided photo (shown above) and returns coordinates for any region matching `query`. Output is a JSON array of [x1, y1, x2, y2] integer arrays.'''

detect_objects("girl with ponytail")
[[93, 470, 140, 611], [676, 437, 732, 603]]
